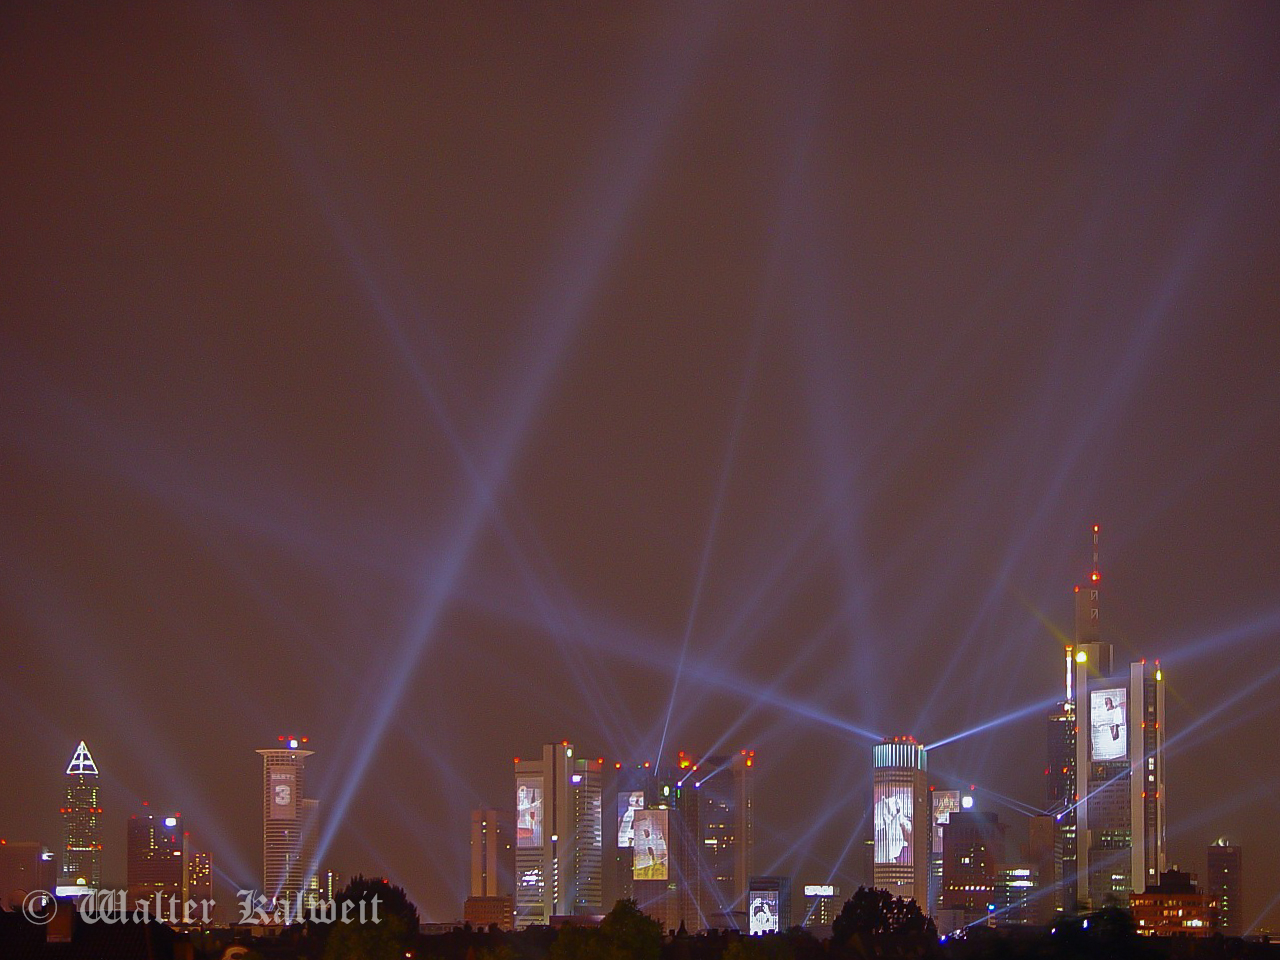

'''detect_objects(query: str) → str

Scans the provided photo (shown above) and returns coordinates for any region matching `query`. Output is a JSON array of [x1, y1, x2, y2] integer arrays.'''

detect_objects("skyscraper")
[[465, 808, 514, 929], [938, 811, 1005, 928], [59, 741, 102, 891], [513, 742, 603, 927], [470, 808, 513, 898], [1053, 527, 1166, 909], [187, 850, 213, 907], [1206, 840, 1242, 937], [872, 737, 930, 907], [693, 751, 754, 924], [256, 737, 318, 903], [126, 807, 185, 905]]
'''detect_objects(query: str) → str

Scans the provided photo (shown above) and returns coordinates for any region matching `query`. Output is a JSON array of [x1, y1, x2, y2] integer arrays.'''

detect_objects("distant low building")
[[1130, 869, 1211, 937], [465, 895, 514, 930]]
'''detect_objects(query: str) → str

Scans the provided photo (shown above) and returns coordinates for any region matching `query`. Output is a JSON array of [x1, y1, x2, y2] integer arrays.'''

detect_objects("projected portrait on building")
[[617, 791, 644, 848], [516, 776, 543, 848], [874, 782, 913, 865], [632, 809, 668, 880], [749, 890, 779, 935], [1090, 687, 1128, 761]]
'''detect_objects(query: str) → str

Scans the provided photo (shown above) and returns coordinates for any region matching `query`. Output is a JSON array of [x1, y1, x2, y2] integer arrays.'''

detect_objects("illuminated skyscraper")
[[1206, 840, 1242, 937], [1052, 527, 1166, 909], [513, 742, 603, 927], [465, 808, 514, 929], [59, 741, 102, 891], [126, 807, 185, 905], [470, 808, 513, 898], [256, 737, 318, 903], [929, 789, 963, 917], [694, 751, 754, 924], [938, 810, 1005, 928], [187, 850, 213, 906], [872, 737, 929, 907]]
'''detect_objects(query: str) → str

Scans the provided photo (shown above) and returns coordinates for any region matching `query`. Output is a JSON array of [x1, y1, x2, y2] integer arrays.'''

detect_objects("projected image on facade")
[[749, 890, 780, 934], [1090, 687, 1128, 761], [932, 789, 960, 848], [268, 766, 297, 820], [516, 776, 544, 848], [632, 809, 668, 880], [874, 782, 914, 865], [617, 790, 644, 848]]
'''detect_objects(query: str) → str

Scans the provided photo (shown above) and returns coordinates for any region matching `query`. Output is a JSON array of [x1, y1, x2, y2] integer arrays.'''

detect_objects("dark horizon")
[[3, 2, 1279, 929]]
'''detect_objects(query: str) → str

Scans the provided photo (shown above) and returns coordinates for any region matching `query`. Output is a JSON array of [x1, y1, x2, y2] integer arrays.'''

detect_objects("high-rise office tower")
[[470, 808, 513, 897], [256, 737, 318, 902], [1053, 527, 1166, 909], [59, 741, 102, 891], [938, 810, 1005, 928], [126, 807, 185, 905], [1027, 814, 1060, 924], [466, 808, 514, 929], [606, 750, 754, 932], [513, 742, 603, 927], [930, 789, 963, 917], [1045, 526, 1102, 912], [694, 752, 753, 924], [1206, 840, 1242, 937], [187, 850, 213, 906], [872, 737, 930, 907], [631, 769, 700, 933]]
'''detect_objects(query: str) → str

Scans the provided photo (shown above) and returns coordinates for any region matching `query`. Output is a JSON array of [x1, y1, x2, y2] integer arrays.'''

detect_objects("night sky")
[[3, 1, 1280, 929]]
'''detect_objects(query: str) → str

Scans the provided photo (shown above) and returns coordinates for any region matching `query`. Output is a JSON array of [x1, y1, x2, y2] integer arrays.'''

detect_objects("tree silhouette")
[[832, 887, 937, 943]]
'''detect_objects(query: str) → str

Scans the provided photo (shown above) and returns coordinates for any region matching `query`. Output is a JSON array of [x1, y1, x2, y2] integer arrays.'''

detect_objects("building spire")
[[66, 741, 98, 776], [1091, 523, 1100, 583]]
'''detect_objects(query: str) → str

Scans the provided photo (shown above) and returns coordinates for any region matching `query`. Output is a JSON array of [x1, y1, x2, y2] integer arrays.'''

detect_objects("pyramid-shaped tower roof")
[[66, 740, 99, 776]]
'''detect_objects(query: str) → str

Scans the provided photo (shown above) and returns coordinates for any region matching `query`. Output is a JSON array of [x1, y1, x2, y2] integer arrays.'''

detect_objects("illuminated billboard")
[[516, 776, 544, 848], [749, 890, 780, 935], [617, 791, 644, 848], [873, 782, 914, 866], [632, 809, 668, 880], [268, 766, 297, 820], [1090, 687, 1128, 761]]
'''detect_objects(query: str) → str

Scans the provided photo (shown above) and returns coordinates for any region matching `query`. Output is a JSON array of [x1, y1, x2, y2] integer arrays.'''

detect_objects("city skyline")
[[3, 1, 1279, 933]]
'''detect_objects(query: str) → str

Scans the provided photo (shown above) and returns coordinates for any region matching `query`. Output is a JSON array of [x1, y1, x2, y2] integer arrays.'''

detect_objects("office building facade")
[[513, 742, 603, 927], [256, 737, 318, 903], [1206, 840, 1242, 937], [126, 808, 185, 905], [59, 741, 102, 891], [872, 738, 930, 907]]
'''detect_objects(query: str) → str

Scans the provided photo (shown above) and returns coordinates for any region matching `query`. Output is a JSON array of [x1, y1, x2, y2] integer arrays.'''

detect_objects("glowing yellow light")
[[1075, 651, 1087, 663], [1155, 670, 1162, 681]]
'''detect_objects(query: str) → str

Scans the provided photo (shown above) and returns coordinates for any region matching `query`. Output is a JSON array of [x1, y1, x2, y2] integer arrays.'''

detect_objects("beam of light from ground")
[[912, 95, 1280, 736], [1161, 604, 1280, 669], [925, 694, 1063, 751], [1246, 887, 1280, 936], [460, 577, 886, 744], [653, 321, 762, 766], [211, 0, 722, 769], [0, 552, 260, 887], [298, 7, 728, 873]]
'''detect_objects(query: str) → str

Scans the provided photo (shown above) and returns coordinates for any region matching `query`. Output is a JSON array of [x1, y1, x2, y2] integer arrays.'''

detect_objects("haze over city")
[[3, 0, 1279, 936]]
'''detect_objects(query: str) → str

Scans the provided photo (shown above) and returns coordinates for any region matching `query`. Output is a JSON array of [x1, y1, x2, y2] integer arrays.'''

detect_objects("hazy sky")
[[3, 1, 1279, 928]]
